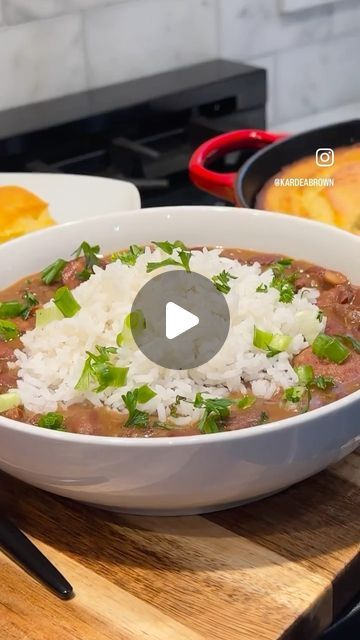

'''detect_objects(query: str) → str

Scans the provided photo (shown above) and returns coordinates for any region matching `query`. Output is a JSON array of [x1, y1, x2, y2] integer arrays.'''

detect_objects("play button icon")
[[130, 270, 230, 370], [166, 302, 199, 340]]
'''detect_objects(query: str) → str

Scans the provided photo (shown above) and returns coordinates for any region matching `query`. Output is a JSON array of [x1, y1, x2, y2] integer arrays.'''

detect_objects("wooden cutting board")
[[0, 449, 359, 640]]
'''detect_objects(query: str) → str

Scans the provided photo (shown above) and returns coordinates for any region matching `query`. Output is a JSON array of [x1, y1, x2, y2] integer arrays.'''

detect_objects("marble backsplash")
[[0, 0, 359, 125]]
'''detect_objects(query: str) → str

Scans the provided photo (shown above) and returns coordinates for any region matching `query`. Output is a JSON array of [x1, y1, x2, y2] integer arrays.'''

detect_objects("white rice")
[[14, 246, 325, 422]]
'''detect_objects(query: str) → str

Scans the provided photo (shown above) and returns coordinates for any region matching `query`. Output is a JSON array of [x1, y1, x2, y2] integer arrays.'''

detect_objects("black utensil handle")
[[0, 517, 73, 599]]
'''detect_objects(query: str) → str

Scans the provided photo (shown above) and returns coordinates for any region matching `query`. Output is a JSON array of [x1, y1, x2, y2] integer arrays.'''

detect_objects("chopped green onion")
[[35, 305, 64, 328], [0, 319, 19, 341], [258, 411, 269, 424], [317, 310, 324, 322], [0, 292, 38, 321], [256, 283, 268, 293], [253, 327, 291, 356], [295, 364, 314, 386], [236, 395, 256, 410], [37, 412, 64, 431], [269, 334, 292, 352], [253, 326, 273, 351], [53, 286, 81, 318], [0, 301, 24, 318], [312, 333, 350, 364], [198, 412, 220, 434], [0, 391, 21, 413], [137, 385, 157, 404], [211, 270, 237, 294], [335, 334, 360, 354], [116, 310, 146, 347], [122, 389, 149, 428], [41, 258, 67, 285], [284, 386, 305, 403], [91, 362, 128, 393]]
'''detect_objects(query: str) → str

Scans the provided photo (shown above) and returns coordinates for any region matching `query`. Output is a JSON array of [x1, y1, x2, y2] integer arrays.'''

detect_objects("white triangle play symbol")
[[165, 302, 199, 340]]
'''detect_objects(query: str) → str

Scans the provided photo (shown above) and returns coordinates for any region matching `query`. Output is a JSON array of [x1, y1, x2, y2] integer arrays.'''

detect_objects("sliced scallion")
[[253, 327, 291, 356], [0, 391, 21, 413], [35, 305, 64, 328], [53, 287, 81, 318], [0, 319, 19, 341], [0, 301, 24, 319], [137, 385, 157, 404], [41, 258, 67, 285], [253, 327, 273, 351], [295, 364, 314, 386], [116, 310, 146, 347], [312, 333, 350, 364], [236, 395, 256, 410]]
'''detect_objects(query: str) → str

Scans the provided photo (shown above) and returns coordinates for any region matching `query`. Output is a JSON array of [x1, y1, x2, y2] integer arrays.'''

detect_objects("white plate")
[[0, 173, 141, 224]]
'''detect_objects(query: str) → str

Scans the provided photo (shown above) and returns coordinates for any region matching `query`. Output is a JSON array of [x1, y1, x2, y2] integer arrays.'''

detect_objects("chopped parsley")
[[112, 245, 145, 267], [146, 240, 192, 273], [122, 389, 149, 428], [193, 392, 234, 434], [21, 291, 39, 320], [73, 241, 102, 281], [284, 386, 305, 403], [75, 345, 128, 393], [37, 412, 64, 431], [270, 258, 297, 303], [256, 283, 268, 293], [258, 411, 269, 424], [211, 270, 237, 294], [284, 365, 335, 411], [313, 375, 335, 391]]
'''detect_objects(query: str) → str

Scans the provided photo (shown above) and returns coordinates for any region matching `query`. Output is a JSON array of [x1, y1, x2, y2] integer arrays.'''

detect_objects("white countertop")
[[272, 101, 360, 133]]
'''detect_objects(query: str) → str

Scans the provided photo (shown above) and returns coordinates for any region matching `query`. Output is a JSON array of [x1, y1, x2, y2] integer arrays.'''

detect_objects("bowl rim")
[[1, 205, 359, 447]]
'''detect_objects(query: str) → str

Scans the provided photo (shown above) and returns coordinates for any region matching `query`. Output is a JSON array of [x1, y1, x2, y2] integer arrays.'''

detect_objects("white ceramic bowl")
[[0, 206, 359, 515], [0, 173, 140, 224]]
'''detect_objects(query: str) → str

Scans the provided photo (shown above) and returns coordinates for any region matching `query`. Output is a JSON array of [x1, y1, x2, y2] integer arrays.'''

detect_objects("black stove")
[[0, 59, 266, 207]]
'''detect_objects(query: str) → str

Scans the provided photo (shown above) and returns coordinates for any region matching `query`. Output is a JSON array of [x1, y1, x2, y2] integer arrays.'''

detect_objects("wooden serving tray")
[[0, 448, 359, 640]]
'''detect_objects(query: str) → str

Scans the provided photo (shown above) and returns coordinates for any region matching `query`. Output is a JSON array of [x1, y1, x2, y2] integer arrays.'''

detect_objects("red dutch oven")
[[189, 120, 360, 206]]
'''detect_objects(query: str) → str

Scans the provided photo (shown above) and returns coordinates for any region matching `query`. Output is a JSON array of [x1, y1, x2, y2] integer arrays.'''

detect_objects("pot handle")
[[189, 129, 286, 204]]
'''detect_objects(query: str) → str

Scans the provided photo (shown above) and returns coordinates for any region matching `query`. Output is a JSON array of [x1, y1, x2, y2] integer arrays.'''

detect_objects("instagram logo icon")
[[316, 148, 334, 167]]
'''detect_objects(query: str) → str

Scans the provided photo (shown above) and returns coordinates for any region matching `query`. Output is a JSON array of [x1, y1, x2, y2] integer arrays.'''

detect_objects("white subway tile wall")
[[0, 0, 359, 124], [84, 0, 218, 88], [0, 13, 87, 110], [2, 1, 123, 24]]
